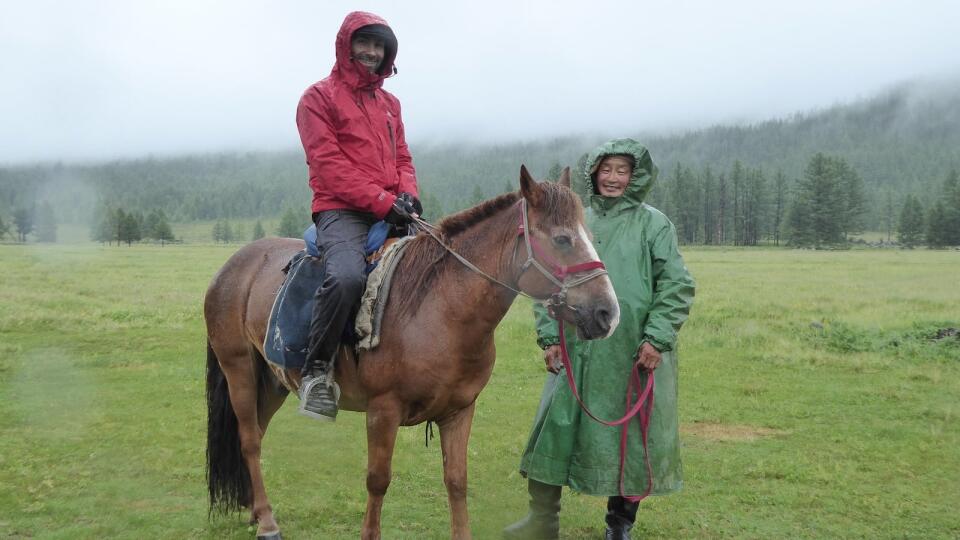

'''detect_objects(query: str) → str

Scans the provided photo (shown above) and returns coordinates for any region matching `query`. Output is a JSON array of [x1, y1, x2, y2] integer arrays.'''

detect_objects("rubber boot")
[[604, 496, 639, 540], [502, 479, 561, 540]]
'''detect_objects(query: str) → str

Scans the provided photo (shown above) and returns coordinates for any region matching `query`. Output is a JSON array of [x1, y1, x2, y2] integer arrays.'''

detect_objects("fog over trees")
[[2, 81, 959, 248]]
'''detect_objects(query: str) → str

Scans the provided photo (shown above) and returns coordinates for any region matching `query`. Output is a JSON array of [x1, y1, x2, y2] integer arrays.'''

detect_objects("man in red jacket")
[[296, 11, 420, 421]]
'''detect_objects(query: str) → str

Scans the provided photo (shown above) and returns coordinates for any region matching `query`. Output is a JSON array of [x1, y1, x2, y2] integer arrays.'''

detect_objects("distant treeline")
[[2, 80, 959, 247]]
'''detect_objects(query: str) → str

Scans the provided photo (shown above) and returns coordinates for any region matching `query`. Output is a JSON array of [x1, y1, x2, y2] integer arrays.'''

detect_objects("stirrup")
[[297, 375, 341, 422]]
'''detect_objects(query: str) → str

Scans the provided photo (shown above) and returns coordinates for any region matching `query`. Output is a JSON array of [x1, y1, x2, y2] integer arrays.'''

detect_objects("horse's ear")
[[558, 167, 571, 188], [520, 164, 543, 207]]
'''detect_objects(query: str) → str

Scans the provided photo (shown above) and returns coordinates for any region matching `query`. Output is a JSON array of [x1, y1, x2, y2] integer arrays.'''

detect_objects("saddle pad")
[[355, 235, 415, 350], [263, 250, 322, 370]]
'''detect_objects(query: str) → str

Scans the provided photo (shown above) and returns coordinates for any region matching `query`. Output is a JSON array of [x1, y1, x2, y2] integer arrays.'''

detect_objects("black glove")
[[384, 196, 417, 226], [398, 192, 423, 215]]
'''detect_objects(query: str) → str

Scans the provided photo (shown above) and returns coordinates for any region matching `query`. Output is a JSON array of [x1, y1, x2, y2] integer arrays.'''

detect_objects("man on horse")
[[504, 139, 696, 540], [295, 11, 421, 421]]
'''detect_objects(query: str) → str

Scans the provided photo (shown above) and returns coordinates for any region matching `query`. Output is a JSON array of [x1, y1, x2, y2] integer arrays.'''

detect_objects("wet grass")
[[1, 244, 958, 539]]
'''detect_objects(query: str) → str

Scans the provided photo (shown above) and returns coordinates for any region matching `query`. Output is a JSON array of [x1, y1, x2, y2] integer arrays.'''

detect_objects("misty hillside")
[[2, 79, 958, 232]]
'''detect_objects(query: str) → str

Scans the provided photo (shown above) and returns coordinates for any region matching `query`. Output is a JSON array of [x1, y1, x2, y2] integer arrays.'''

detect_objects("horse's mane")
[[391, 183, 582, 317]]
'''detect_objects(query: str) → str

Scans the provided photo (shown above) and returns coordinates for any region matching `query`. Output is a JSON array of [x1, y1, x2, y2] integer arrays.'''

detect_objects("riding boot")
[[604, 496, 639, 540], [298, 362, 340, 422], [502, 479, 561, 540]]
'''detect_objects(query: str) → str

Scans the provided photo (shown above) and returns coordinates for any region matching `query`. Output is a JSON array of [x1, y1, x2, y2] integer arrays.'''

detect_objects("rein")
[[556, 319, 656, 503]]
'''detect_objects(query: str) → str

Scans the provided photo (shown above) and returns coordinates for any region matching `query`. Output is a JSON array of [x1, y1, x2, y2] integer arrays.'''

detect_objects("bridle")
[[514, 198, 608, 317], [412, 197, 608, 310]]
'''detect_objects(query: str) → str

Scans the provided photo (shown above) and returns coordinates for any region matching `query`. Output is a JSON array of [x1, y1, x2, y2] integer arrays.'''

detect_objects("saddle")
[[262, 222, 411, 371]]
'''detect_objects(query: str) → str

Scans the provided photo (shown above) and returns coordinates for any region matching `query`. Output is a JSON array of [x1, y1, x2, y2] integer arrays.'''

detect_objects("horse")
[[203, 166, 620, 540]]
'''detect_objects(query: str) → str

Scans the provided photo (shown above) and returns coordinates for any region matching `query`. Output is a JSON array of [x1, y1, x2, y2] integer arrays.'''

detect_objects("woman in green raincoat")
[[504, 139, 695, 540]]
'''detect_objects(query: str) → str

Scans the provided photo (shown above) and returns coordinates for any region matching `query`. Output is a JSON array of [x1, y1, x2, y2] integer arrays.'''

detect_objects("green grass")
[[1, 245, 958, 539]]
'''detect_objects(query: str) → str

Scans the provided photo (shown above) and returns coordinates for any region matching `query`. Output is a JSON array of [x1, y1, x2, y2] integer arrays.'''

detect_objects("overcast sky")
[[2, 0, 959, 164]]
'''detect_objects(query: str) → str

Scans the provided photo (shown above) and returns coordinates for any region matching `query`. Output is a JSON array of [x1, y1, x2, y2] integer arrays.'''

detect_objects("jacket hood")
[[577, 138, 658, 209], [332, 11, 398, 90]]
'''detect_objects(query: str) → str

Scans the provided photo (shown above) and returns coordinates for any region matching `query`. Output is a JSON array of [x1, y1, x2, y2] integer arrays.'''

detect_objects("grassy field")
[[1, 244, 958, 539]]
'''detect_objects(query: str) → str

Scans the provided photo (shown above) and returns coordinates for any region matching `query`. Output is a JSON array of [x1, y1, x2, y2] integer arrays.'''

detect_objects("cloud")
[[2, 0, 959, 163]]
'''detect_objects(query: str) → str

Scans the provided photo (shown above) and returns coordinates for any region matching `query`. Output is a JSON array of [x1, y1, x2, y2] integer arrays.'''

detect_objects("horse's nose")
[[594, 306, 612, 335]]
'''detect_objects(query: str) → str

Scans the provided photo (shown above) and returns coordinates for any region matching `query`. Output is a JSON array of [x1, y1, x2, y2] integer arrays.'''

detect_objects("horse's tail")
[[205, 340, 251, 514]]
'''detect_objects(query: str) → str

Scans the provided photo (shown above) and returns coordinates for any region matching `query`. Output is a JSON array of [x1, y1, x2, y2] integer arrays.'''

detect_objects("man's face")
[[595, 156, 633, 198], [351, 34, 385, 73]]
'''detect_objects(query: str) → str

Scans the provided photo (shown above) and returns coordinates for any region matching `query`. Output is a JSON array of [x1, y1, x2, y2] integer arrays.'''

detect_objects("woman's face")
[[595, 156, 633, 198]]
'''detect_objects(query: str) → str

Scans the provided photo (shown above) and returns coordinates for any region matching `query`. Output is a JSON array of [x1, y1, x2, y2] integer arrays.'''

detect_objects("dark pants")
[[605, 496, 639, 528], [303, 209, 376, 375]]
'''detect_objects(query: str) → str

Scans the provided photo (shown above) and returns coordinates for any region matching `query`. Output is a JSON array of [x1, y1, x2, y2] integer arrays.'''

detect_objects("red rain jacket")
[[296, 11, 417, 218]]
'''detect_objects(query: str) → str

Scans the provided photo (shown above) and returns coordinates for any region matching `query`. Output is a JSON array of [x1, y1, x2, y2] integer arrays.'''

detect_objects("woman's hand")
[[635, 341, 662, 370], [543, 345, 562, 373]]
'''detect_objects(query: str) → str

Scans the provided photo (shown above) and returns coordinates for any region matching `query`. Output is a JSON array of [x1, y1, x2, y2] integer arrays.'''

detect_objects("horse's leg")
[[361, 398, 403, 540], [221, 350, 281, 538], [255, 350, 288, 435], [438, 402, 477, 540]]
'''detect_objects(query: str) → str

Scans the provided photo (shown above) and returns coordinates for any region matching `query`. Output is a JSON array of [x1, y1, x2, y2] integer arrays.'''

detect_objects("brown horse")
[[203, 166, 620, 539]]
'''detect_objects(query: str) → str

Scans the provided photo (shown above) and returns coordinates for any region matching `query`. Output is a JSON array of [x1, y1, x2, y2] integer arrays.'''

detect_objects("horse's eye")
[[553, 235, 572, 248]]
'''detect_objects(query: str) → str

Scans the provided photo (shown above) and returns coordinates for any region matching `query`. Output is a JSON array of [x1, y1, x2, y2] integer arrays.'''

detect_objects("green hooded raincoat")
[[519, 138, 695, 496]]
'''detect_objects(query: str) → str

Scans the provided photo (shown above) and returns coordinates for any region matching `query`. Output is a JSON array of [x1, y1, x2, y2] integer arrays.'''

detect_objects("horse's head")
[[516, 165, 620, 340]]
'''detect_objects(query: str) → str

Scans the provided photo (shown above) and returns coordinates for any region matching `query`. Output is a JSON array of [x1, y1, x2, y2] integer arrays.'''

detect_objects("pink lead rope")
[[556, 319, 656, 503]]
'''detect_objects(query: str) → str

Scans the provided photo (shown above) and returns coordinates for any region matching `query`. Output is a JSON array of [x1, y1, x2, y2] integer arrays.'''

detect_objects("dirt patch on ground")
[[932, 327, 958, 341], [682, 422, 788, 442]]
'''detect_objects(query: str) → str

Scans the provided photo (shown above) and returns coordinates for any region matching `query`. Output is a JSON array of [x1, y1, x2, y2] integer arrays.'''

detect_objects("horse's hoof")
[[257, 532, 282, 540]]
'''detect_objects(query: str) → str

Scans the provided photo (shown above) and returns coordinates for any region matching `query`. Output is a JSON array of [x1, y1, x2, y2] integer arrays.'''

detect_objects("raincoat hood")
[[579, 138, 659, 211], [332, 11, 398, 90]]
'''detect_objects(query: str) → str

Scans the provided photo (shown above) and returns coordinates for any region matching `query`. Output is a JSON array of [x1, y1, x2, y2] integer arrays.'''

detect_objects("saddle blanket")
[[263, 235, 414, 370]]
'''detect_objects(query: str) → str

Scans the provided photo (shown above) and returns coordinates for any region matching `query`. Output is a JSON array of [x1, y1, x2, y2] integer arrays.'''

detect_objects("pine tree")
[[212, 220, 223, 243], [546, 162, 563, 182], [91, 205, 117, 245], [151, 210, 174, 245], [121, 212, 141, 245], [943, 169, 960, 245], [234, 221, 246, 242], [13, 207, 34, 243], [112, 209, 127, 246], [897, 195, 925, 248], [470, 185, 485, 206], [742, 167, 767, 245], [143, 211, 158, 240], [0, 215, 10, 241], [252, 220, 266, 240], [834, 157, 866, 240], [420, 192, 443, 222], [716, 173, 727, 245], [787, 153, 845, 247], [700, 166, 716, 245], [35, 201, 57, 243], [883, 189, 895, 243], [773, 170, 787, 246], [276, 209, 303, 238], [669, 164, 700, 244], [786, 177, 815, 247], [222, 221, 234, 243], [730, 161, 745, 245], [926, 202, 950, 248]]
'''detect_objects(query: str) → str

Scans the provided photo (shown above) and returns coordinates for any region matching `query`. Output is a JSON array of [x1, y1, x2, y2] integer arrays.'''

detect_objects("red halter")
[[514, 199, 607, 312]]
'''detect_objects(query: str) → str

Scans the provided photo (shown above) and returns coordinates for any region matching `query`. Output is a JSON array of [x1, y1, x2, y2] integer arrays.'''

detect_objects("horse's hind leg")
[[221, 347, 282, 538], [438, 402, 476, 540], [361, 397, 403, 540]]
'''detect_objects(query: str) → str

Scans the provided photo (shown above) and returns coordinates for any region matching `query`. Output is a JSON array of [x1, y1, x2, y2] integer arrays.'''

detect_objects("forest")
[[1, 79, 959, 247]]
